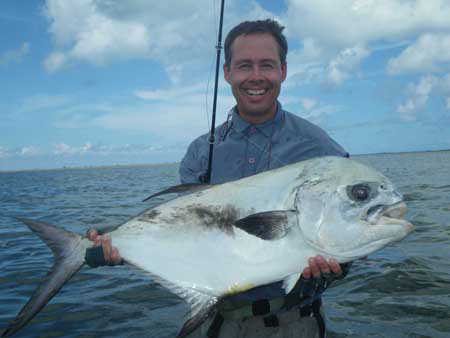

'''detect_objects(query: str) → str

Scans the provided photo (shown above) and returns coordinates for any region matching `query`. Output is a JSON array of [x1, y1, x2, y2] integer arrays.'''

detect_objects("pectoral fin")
[[234, 210, 296, 240]]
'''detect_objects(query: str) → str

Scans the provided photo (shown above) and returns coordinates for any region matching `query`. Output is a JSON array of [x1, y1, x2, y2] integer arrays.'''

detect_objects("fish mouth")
[[367, 202, 415, 232]]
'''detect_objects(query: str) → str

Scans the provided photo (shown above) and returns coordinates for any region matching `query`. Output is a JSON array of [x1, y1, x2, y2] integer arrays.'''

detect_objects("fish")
[[2, 156, 414, 337]]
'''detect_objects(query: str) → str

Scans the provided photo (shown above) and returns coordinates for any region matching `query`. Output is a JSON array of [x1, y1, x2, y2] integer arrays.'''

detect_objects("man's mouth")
[[244, 89, 267, 96]]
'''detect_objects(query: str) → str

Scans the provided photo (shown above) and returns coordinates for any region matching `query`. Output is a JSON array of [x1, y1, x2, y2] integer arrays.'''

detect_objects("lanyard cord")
[[218, 111, 287, 174]]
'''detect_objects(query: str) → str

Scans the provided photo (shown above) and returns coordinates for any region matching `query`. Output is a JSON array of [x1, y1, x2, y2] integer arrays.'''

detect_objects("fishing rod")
[[201, 0, 225, 184]]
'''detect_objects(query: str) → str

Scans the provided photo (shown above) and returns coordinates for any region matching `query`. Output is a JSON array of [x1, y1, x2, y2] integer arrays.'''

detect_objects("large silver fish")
[[2, 156, 414, 337]]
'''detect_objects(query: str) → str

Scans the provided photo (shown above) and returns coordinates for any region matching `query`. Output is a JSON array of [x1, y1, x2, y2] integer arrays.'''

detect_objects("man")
[[88, 19, 350, 338]]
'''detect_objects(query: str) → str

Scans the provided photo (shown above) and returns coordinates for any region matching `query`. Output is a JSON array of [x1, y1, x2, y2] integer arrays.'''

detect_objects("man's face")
[[224, 33, 287, 124]]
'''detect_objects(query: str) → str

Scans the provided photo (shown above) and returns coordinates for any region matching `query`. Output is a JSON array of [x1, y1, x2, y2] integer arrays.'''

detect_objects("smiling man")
[[88, 19, 350, 338], [224, 32, 286, 124], [177, 20, 350, 338]]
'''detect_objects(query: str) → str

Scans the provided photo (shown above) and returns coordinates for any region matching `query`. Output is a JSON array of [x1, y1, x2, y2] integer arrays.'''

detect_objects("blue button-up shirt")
[[180, 103, 348, 184]]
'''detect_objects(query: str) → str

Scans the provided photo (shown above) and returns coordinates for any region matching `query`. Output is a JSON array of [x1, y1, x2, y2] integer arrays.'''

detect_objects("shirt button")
[[248, 157, 255, 164]]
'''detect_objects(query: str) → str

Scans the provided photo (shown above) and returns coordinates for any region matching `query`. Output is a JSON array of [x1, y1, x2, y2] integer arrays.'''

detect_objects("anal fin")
[[176, 292, 217, 338], [132, 267, 218, 338]]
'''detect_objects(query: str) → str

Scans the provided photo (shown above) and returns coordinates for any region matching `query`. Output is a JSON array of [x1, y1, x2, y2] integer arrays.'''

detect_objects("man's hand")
[[292, 255, 349, 304], [302, 255, 342, 279], [86, 229, 122, 266]]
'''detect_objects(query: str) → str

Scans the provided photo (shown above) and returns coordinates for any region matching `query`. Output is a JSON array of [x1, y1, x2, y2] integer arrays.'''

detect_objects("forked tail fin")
[[2, 218, 90, 337]]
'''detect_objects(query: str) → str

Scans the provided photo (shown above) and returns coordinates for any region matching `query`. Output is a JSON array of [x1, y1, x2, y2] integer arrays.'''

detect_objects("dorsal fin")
[[234, 210, 297, 240], [142, 183, 212, 202]]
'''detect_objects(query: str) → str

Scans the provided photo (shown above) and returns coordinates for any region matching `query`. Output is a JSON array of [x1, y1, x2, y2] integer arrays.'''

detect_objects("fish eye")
[[348, 184, 371, 202]]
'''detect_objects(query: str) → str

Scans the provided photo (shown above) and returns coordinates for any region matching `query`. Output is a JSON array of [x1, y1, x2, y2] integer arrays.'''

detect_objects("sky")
[[1, 0, 450, 171]]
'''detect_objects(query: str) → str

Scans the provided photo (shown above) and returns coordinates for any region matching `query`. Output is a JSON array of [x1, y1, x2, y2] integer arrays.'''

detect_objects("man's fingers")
[[308, 257, 321, 278], [110, 247, 122, 265], [315, 255, 330, 274], [328, 258, 342, 276], [305, 255, 343, 279], [86, 229, 98, 241], [302, 267, 312, 279], [85, 230, 122, 267], [102, 236, 112, 263]]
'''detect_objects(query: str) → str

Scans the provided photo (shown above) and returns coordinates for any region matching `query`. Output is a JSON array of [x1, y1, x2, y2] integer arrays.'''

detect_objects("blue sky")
[[1, 0, 450, 171]]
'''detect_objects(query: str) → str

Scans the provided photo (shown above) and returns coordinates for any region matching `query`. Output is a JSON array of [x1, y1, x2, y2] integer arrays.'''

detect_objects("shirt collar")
[[231, 102, 284, 137]]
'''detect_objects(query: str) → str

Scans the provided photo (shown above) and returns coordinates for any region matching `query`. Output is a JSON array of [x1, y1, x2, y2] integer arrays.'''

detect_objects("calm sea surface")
[[1, 152, 449, 337]]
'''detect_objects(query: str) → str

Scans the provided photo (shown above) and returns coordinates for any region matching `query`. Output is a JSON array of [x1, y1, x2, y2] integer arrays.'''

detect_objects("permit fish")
[[2, 156, 414, 337]]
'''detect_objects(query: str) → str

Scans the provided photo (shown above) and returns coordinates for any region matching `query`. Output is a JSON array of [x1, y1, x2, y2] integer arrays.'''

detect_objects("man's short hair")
[[224, 19, 288, 68]]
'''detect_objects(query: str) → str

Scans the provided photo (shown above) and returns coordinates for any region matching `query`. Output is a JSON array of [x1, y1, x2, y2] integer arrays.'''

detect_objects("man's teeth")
[[246, 89, 266, 96]]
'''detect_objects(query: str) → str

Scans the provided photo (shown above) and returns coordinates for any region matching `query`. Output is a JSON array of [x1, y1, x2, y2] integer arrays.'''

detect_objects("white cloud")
[[299, 97, 318, 111], [92, 103, 207, 142], [0, 146, 8, 158], [51, 142, 181, 157], [325, 45, 370, 86], [286, 0, 450, 48], [300, 38, 323, 61], [439, 73, 450, 92], [0, 42, 30, 67], [397, 75, 437, 119], [20, 146, 40, 157], [302, 103, 343, 122], [43, 51, 67, 72], [134, 83, 206, 101], [388, 34, 450, 75], [41, 0, 272, 81], [43, 0, 150, 71], [283, 39, 325, 88], [92, 86, 236, 143], [54, 143, 78, 155], [19, 94, 71, 112], [396, 73, 450, 118], [285, 96, 343, 125], [53, 142, 103, 155], [0, 146, 41, 158], [284, 0, 450, 88]]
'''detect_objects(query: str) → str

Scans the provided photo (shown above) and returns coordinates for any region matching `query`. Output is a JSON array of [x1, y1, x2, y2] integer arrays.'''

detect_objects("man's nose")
[[248, 65, 263, 80]]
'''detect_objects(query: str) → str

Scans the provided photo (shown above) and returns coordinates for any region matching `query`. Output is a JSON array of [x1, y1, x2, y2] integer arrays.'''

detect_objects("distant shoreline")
[[0, 162, 179, 174], [1, 148, 448, 174], [355, 148, 450, 157]]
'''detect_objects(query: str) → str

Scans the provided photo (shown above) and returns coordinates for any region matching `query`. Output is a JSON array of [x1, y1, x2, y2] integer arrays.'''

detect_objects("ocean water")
[[0, 152, 449, 338]]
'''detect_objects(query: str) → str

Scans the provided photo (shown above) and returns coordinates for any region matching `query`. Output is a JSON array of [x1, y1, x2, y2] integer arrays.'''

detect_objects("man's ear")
[[223, 64, 231, 84], [281, 63, 287, 82]]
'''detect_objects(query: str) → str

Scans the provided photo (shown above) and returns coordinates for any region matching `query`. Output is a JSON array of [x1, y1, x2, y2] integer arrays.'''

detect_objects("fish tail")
[[2, 218, 90, 337]]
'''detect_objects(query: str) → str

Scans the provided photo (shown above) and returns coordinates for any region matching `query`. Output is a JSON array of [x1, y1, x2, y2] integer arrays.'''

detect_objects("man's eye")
[[348, 184, 370, 201], [238, 64, 251, 69], [261, 63, 274, 69]]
